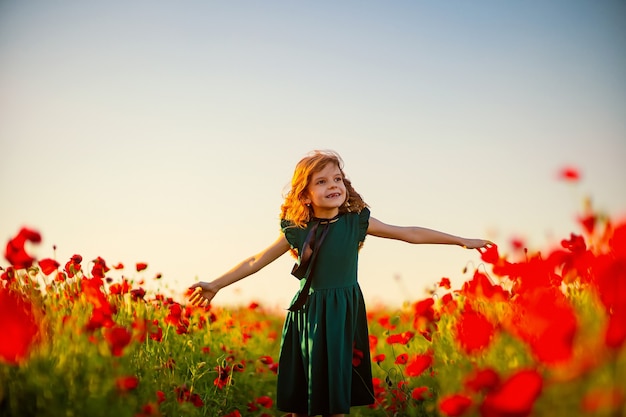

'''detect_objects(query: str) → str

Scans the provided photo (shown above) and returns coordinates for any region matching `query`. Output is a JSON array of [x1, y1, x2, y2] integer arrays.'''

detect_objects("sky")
[[1, 1, 625, 310]]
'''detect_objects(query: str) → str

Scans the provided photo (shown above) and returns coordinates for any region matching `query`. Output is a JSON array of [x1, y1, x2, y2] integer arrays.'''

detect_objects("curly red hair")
[[280, 150, 367, 227]]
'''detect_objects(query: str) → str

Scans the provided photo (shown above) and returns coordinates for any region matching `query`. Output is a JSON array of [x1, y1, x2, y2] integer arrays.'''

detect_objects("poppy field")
[[1, 195, 625, 416]]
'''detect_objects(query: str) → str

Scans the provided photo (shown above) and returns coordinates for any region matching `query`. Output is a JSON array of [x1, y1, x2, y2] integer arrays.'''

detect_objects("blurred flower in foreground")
[[4, 227, 41, 269], [455, 306, 495, 354], [0, 288, 39, 364], [439, 394, 473, 416], [558, 166, 581, 182], [115, 375, 139, 392], [480, 369, 543, 417], [104, 326, 132, 357]]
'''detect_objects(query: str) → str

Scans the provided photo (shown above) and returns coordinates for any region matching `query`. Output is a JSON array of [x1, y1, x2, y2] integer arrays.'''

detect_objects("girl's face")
[[304, 163, 347, 218]]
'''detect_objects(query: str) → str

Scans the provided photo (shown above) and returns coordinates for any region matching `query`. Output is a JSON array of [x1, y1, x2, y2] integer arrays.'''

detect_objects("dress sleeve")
[[280, 219, 298, 249], [358, 207, 371, 242]]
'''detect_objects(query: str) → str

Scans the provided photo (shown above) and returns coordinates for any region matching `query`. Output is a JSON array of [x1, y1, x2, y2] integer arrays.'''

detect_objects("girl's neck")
[[312, 207, 339, 220]]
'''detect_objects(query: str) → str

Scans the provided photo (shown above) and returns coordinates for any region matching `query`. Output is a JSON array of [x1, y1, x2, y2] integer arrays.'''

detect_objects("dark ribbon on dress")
[[287, 214, 339, 311]]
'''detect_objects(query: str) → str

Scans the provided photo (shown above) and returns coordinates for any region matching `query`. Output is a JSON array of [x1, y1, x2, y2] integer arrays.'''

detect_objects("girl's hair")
[[280, 150, 368, 227]]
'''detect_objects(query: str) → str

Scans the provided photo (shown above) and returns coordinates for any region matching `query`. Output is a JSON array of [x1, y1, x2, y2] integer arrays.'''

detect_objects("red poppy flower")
[[54, 271, 66, 283], [561, 233, 586, 254], [91, 256, 110, 279], [156, 390, 166, 404], [395, 353, 408, 365], [4, 227, 41, 269], [455, 307, 495, 353], [256, 396, 273, 408], [268, 363, 278, 374], [405, 352, 433, 377], [136, 262, 148, 272], [222, 411, 241, 417], [137, 402, 160, 417], [510, 237, 525, 250], [130, 287, 146, 301], [605, 306, 626, 349], [175, 385, 204, 407], [190, 393, 203, 407], [175, 322, 189, 335], [116, 375, 139, 392], [85, 306, 116, 331], [464, 368, 500, 393], [478, 244, 500, 264], [439, 277, 451, 289], [258, 355, 273, 364], [38, 258, 60, 275], [369, 334, 378, 351], [459, 271, 507, 301], [507, 287, 577, 364], [578, 214, 596, 235], [440, 293, 457, 314], [169, 303, 191, 333], [593, 223, 626, 349], [439, 394, 473, 416], [165, 303, 183, 326], [372, 353, 386, 363], [413, 297, 438, 337], [413, 297, 435, 321], [480, 369, 542, 417], [595, 226, 626, 296], [64, 254, 83, 278], [1, 266, 16, 282], [109, 280, 131, 295], [377, 315, 396, 330], [386, 331, 414, 345], [148, 320, 163, 342], [82, 276, 117, 331], [135, 403, 160, 417], [0, 288, 39, 364], [104, 326, 132, 357], [558, 166, 581, 182], [581, 387, 624, 413], [247, 401, 259, 412], [214, 365, 232, 389], [411, 386, 428, 400]]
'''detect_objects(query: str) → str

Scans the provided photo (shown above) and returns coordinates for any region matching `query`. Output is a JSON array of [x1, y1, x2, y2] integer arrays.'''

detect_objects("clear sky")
[[1, 1, 625, 309]]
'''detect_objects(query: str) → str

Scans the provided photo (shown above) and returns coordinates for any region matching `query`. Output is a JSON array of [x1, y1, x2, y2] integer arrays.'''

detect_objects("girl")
[[189, 150, 492, 417]]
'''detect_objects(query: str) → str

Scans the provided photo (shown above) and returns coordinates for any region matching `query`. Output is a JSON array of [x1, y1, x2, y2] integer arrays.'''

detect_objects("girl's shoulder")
[[351, 206, 370, 222]]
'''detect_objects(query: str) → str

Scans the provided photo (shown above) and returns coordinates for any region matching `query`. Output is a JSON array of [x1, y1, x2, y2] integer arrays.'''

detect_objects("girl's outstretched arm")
[[188, 234, 291, 306], [367, 217, 493, 249]]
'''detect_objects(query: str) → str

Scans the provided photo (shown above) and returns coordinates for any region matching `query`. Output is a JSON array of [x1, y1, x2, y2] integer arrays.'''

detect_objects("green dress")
[[277, 208, 375, 415]]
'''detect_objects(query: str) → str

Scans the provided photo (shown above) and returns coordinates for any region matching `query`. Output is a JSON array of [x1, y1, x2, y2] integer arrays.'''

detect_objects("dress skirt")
[[276, 283, 375, 415]]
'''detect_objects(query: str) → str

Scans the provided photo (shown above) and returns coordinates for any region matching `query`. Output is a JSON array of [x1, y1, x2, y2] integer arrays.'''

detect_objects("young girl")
[[189, 150, 492, 417]]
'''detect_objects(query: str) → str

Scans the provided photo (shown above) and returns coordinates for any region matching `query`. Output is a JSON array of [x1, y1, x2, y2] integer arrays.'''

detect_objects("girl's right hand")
[[188, 281, 218, 306]]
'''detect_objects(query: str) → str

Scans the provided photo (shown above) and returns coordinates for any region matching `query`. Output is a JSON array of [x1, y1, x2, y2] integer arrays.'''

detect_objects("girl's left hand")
[[462, 238, 494, 250], [187, 281, 219, 307]]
